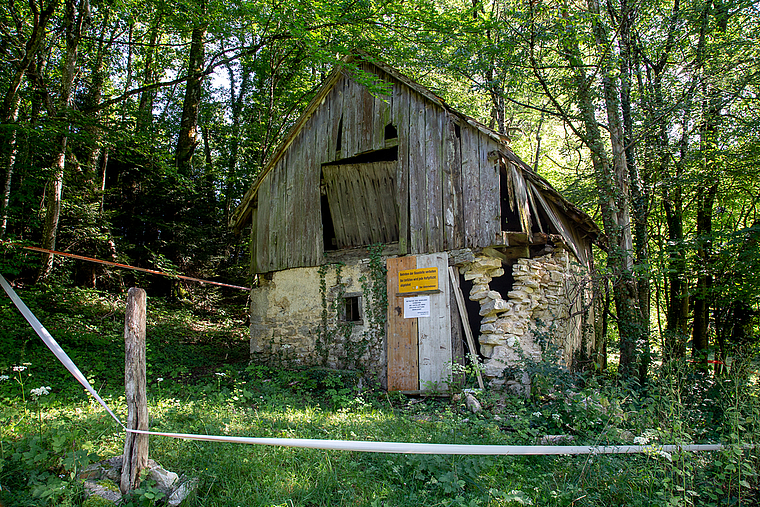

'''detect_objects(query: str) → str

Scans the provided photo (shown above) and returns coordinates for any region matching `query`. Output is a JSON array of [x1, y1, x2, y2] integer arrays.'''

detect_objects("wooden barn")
[[232, 54, 600, 392]]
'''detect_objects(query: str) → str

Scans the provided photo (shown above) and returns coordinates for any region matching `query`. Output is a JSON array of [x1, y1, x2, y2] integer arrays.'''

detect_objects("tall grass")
[[0, 284, 758, 506]]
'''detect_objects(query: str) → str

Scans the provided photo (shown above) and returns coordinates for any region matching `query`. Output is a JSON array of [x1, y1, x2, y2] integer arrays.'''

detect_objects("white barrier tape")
[[124, 429, 724, 455], [0, 274, 125, 428], [0, 273, 733, 456]]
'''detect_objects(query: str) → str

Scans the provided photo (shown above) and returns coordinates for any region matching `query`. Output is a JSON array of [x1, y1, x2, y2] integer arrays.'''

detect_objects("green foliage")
[[358, 243, 388, 353], [121, 478, 166, 507], [316, 245, 388, 375], [1, 282, 759, 506]]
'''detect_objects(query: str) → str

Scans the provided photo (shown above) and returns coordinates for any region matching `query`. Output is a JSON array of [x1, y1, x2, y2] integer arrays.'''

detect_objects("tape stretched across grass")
[[0, 274, 728, 456]]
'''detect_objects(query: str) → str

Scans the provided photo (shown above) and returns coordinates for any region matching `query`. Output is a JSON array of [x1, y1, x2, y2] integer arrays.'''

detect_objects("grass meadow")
[[1, 283, 758, 506]]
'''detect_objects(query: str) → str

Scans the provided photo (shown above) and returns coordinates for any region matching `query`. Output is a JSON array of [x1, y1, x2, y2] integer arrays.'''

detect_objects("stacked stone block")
[[461, 249, 575, 379]]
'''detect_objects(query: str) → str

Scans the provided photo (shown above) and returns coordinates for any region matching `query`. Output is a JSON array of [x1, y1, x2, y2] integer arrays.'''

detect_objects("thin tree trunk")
[[39, 0, 89, 280], [619, 0, 650, 380], [175, 24, 207, 175], [588, 0, 643, 381], [1, 0, 57, 238], [691, 0, 728, 370]]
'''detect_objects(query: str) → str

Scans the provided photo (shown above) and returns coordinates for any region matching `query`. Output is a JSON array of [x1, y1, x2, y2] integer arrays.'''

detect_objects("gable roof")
[[231, 52, 601, 250]]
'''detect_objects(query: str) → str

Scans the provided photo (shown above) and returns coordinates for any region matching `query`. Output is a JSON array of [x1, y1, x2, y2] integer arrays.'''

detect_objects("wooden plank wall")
[[393, 76, 410, 256], [386, 256, 418, 391], [252, 61, 506, 273], [416, 252, 452, 390], [322, 162, 398, 248]]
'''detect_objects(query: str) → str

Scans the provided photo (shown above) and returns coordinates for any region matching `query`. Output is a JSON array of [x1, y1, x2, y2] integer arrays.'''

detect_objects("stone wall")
[[460, 247, 593, 380], [248, 246, 594, 390], [249, 259, 386, 381]]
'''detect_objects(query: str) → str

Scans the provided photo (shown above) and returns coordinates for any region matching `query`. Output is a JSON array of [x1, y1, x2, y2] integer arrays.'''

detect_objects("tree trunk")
[[175, 24, 207, 175], [619, 0, 650, 380], [587, 0, 645, 381], [0, 0, 57, 238], [38, 0, 89, 280], [691, 0, 729, 370]]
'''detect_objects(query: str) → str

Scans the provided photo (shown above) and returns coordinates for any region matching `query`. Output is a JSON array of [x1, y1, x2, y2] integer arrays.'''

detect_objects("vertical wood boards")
[[392, 79, 410, 255], [408, 92, 426, 254], [510, 162, 532, 240], [322, 162, 399, 248], [328, 75, 344, 162], [357, 163, 381, 244], [284, 127, 300, 269], [443, 117, 463, 250], [250, 207, 258, 273], [359, 66, 374, 153], [479, 132, 500, 248], [375, 162, 399, 242], [256, 177, 270, 273], [386, 256, 418, 391], [346, 77, 359, 158], [425, 102, 443, 253], [416, 252, 452, 390], [373, 77, 391, 152], [461, 123, 481, 248], [302, 113, 319, 266], [266, 156, 283, 271]]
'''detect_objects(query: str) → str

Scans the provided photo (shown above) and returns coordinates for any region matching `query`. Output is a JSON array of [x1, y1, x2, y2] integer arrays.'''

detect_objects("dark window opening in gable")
[[384, 123, 398, 140], [454, 123, 461, 139], [343, 294, 362, 323], [500, 164, 521, 231], [325, 146, 398, 166], [336, 116, 343, 152], [321, 184, 338, 250]]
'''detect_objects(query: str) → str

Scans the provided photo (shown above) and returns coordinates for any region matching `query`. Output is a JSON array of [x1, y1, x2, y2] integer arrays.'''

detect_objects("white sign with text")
[[404, 296, 431, 318]]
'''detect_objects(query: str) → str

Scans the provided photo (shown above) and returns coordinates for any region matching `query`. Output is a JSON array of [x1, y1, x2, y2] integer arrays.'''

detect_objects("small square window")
[[343, 295, 362, 323]]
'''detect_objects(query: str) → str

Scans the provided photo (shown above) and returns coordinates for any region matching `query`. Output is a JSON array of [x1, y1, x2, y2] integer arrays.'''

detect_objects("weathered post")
[[120, 288, 149, 495]]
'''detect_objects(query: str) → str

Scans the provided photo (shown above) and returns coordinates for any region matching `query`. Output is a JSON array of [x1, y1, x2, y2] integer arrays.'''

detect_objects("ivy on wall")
[[316, 244, 388, 372]]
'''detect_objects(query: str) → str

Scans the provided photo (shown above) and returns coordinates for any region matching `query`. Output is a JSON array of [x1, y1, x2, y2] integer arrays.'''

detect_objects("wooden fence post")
[[120, 287, 149, 495]]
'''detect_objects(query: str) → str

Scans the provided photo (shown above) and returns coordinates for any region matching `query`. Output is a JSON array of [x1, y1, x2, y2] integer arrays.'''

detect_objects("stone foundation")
[[461, 247, 593, 380], [248, 246, 593, 390], [249, 259, 386, 382]]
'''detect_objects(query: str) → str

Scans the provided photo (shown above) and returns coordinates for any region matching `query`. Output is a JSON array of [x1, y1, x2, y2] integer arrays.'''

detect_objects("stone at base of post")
[[120, 287, 149, 495]]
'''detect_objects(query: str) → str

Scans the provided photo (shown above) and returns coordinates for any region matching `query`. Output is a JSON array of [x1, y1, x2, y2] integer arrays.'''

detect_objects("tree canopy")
[[1, 0, 759, 377]]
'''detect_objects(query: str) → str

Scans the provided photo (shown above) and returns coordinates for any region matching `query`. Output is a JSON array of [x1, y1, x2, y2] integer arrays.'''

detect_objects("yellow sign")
[[398, 267, 439, 294]]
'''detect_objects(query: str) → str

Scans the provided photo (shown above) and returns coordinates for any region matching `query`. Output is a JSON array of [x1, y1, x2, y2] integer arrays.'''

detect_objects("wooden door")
[[387, 256, 418, 391], [386, 253, 452, 391]]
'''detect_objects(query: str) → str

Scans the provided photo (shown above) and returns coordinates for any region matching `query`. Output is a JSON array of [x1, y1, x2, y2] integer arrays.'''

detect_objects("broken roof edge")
[[497, 149, 606, 250]]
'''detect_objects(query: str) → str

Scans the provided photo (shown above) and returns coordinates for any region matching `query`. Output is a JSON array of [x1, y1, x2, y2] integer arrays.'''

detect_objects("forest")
[[0, 0, 759, 504], [2, 0, 759, 374]]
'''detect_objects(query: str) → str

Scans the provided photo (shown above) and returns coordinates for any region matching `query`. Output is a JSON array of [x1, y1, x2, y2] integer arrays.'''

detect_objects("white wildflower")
[[30, 386, 51, 397], [657, 450, 673, 462], [0, 375, 9, 381], [532, 411, 542, 417], [157, 377, 164, 383], [12, 365, 27, 372], [215, 372, 227, 377], [634, 436, 649, 445], [552, 413, 561, 421]]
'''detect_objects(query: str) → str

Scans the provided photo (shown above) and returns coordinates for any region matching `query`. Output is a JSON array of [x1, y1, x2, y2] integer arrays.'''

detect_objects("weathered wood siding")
[[251, 63, 503, 273]]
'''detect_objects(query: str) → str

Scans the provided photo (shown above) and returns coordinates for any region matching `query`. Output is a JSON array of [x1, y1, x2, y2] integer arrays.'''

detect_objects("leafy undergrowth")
[[1, 284, 759, 506]]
